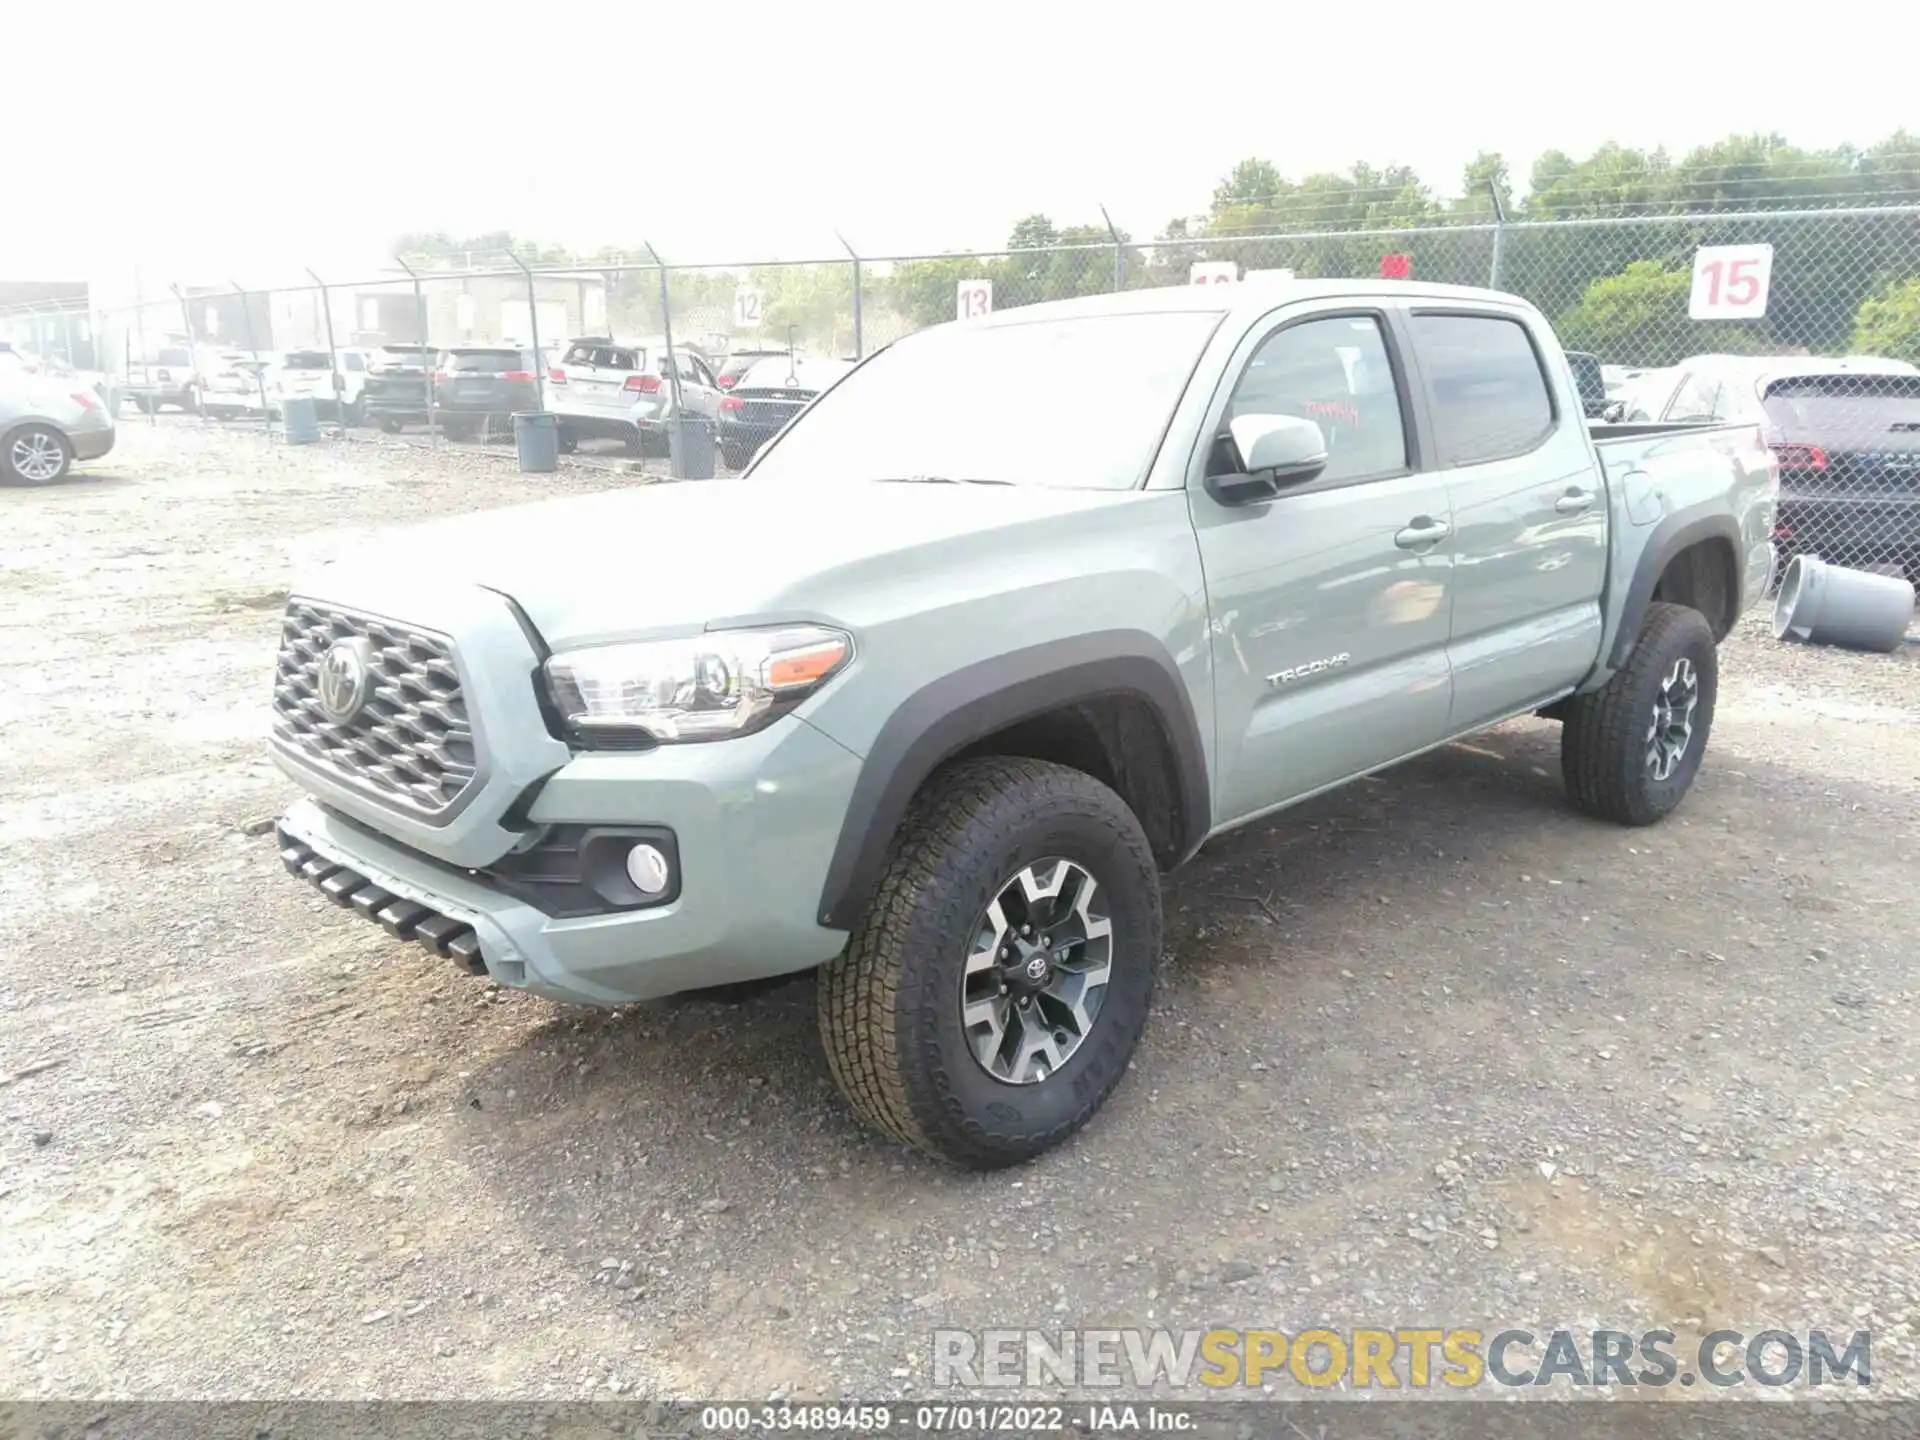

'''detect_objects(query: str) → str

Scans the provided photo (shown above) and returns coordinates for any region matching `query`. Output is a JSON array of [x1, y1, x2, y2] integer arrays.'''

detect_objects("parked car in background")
[[717, 355, 856, 469], [361, 345, 437, 432], [546, 338, 722, 454], [1, 367, 115, 483], [432, 346, 545, 440], [1565, 350, 1612, 419], [714, 343, 796, 390], [272, 348, 370, 423], [201, 351, 277, 419], [122, 345, 201, 414], [1626, 353, 1920, 579]]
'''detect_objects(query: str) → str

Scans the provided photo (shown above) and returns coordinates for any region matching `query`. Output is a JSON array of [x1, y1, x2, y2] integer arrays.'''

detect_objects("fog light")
[[625, 843, 672, 897]]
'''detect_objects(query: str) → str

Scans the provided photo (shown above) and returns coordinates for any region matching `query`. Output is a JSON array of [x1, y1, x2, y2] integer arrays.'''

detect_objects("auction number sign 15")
[[1690, 243, 1774, 320], [957, 279, 993, 320]]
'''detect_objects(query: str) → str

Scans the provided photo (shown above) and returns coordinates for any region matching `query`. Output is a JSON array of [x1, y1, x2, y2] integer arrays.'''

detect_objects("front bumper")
[[274, 715, 863, 1007]]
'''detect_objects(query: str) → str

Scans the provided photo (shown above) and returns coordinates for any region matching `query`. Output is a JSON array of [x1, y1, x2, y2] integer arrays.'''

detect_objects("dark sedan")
[[716, 356, 855, 469], [432, 346, 543, 439]]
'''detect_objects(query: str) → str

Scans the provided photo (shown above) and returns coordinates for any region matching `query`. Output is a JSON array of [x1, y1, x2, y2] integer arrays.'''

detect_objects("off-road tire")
[[817, 756, 1161, 1169], [1561, 601, 1718, 826]]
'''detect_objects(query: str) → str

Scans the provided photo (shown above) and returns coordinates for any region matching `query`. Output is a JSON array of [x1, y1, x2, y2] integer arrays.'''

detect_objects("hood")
[[304, 478, 1151, 646]]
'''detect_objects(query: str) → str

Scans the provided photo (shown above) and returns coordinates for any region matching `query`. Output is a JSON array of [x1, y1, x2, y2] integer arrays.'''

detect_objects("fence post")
[[231, 280, 269, 426], [168, 284, 199, 422], [506, 251, 544, 420], [644, 241, 691, 476], [395, 256, 436, 449], [837, 231, 862, 359], [1487, 180, 1507, 291], [306, 268, 342, 433], [1100, 204, 1124, 292]]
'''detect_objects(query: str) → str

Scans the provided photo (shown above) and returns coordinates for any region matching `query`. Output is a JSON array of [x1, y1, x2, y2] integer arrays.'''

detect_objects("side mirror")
[[1206, 414, 1329, 505]]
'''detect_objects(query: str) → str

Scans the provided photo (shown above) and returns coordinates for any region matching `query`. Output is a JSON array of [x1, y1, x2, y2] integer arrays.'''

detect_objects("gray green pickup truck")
[[270, 279, 1777, 1168]]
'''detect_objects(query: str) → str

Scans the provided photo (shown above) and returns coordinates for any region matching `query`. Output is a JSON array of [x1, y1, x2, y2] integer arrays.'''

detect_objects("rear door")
[[1193, 304, 1457, 823], [1406, 309, 1608, 728], [677, 353, 721, 417]]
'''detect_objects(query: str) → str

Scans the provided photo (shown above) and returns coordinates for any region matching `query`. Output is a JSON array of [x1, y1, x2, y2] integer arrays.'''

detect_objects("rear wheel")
[[3, 424, 73, 484], [817, 757, 1162, 1169], [376, 416, 403, 434], [1561, 601, 1718, 826], [721, 441, 751, 470]]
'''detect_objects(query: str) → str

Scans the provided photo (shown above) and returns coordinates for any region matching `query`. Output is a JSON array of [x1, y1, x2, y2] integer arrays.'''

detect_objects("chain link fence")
[[8, 201, 1920, 571]]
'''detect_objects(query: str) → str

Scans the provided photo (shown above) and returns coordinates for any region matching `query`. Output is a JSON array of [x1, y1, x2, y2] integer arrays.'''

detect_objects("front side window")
[[1217, 315, 1407, 483], [1413, 313, 1557, 465]]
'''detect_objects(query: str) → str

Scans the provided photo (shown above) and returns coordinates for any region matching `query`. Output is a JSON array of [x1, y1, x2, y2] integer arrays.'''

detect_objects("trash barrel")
[[281, 394, 320, 445], [512, 411, 559, 474], [1772, 554, 1915, 654], [669, 415, 716, 480]]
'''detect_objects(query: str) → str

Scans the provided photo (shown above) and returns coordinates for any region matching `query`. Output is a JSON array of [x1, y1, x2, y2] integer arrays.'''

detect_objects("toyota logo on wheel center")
[[1023, 953, 1050, 983], [316, 637, 375, 723]]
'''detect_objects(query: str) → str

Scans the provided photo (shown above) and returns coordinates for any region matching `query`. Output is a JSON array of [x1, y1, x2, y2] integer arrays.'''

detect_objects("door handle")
[[1394, 517, 1450, 550], [1555, 489, 1595, 515]]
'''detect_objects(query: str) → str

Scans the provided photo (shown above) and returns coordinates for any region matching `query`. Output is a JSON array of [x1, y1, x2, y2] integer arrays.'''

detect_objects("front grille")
[[272, 600, 478, 816]]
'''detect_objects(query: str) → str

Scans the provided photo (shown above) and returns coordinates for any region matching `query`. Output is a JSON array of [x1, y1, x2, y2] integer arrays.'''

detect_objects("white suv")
[[546, 337, 721, 454], [272, 348, 370, 423]]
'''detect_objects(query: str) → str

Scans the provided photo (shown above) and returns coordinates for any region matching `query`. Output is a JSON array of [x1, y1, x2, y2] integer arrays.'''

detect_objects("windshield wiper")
[[871, 474, 1013, 486]]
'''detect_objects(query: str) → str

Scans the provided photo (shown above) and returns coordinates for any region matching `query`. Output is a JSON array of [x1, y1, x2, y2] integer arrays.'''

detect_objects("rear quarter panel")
[[1588, 422, 1777, 679]]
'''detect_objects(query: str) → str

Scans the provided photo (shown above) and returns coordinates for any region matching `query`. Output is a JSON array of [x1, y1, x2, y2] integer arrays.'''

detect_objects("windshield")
[[282, 350, 331, 370], [1762, 373, 1920, 435], [748, 311, 1223, 489], [736, 357, 852, 392]]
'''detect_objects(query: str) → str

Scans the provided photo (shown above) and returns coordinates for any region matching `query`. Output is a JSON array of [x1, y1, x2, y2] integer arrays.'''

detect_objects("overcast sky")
[[8, 0, 1916, 290]]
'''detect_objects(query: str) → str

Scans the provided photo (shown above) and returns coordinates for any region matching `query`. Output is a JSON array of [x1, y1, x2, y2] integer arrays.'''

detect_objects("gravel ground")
[[2, 419, 1918, 1404]]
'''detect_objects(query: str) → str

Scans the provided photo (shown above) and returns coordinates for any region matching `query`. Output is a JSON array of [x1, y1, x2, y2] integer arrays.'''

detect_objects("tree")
[[1556, 260, 1775, 366], [1853, 277, 1920, 366]]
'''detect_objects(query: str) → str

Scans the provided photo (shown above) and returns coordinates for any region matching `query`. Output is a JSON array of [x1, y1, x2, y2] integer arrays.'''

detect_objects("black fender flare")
[[1606, 507, 1743, 669], [815, 631, 1211, 930]]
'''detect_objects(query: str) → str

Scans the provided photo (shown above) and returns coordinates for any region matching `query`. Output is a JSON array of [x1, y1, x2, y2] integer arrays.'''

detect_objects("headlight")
[[544, 624, 852, 744]]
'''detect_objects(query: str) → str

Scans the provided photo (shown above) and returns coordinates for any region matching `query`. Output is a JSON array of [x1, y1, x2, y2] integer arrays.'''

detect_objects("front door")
[[1193, 308, 1456, 826]]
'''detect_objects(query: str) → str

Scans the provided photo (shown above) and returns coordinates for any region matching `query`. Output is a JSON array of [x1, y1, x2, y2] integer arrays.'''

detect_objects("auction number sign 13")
[[1690, 243, 1774, 320], [957, 279, 993, 320]]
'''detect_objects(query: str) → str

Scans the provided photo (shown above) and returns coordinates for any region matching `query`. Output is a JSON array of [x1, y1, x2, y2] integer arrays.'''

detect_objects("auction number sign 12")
[[1689, 243, 1774, 321]]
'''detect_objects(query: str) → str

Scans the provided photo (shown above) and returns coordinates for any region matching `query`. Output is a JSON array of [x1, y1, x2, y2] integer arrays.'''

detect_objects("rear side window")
[[1413, 314, 1556, 465], [343, 353, 365, 372]]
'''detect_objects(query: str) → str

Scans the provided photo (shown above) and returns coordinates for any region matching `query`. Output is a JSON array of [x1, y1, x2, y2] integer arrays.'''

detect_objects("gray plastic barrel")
[[281, 394, 320, 445], [1772, 555, 1915, 653], [669, 416, 716, 480], [512, 411, 559, 473]]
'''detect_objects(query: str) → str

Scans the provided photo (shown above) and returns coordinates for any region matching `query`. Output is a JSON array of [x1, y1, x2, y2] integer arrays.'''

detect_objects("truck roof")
[[963, 276, 1537, 330]]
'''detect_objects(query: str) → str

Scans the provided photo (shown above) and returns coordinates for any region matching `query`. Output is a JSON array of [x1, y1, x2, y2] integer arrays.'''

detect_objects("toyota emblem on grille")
[[316, 637, 375, 723]]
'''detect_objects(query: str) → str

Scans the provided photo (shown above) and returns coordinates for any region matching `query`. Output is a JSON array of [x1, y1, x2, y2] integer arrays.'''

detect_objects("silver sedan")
[[0, 368, 116, 484]]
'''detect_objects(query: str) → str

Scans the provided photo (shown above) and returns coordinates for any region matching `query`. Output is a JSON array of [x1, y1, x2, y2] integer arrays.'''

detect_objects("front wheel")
[[3, 424, 74, 484], [1561, 601, 1718, 826], [817, 757, 1162, 1169]]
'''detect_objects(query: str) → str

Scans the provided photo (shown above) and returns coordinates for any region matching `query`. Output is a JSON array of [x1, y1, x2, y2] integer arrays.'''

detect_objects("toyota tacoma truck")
[[269, 279, 1776, 1169]]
